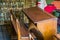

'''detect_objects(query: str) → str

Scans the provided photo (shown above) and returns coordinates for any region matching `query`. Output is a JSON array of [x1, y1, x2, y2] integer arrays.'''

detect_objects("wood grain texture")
[[23, 7, 55, 23], [37, 19, 57, 40], [10, 10, 29, 40], [23, 7, 57, 40]]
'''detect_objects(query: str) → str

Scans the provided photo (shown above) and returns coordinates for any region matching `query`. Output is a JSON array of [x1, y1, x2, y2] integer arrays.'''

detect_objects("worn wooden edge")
[[22, 7, 57, 23]]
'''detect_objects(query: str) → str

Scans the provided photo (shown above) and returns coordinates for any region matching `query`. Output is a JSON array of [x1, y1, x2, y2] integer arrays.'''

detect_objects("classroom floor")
[[0, 25, 11, 40], [57, 25, 60, 33], [0, 24, 17, 40]]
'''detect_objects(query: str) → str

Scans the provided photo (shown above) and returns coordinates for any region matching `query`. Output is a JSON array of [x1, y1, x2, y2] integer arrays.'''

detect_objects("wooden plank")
[[23, 7, 55, 23]]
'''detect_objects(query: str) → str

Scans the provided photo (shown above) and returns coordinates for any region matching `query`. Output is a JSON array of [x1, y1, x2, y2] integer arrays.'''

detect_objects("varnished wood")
[[23, 7, 55, 23], [10, 9, 29, 40], [23, 7, 57, 40], [10, 14, 21, 40], [16, 19, 21, 40]]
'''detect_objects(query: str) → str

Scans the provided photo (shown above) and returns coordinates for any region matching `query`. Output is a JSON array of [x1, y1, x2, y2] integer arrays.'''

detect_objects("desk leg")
[[16, 19, 21, 40]]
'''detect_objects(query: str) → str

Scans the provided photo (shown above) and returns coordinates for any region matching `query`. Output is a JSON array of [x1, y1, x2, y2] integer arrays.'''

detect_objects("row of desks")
[[10, 7, 60, 40], [10, 9, 29, 40]]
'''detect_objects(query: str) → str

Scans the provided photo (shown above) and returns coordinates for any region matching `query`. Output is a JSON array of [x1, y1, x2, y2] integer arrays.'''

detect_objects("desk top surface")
[[23, 7, 55, 23]]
